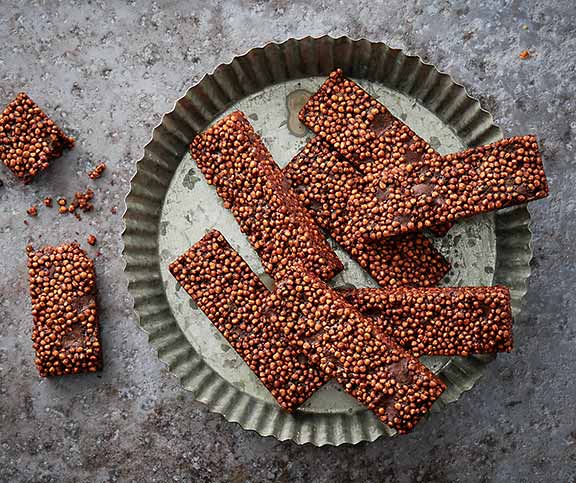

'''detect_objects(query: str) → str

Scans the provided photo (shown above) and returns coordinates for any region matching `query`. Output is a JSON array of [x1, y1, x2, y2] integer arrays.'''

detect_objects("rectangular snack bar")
[[189, 111, 343, 281], [1, 92, 74, 183], [169, 230, 328, 412], [298, 69, 452, 236], [266, 266, 446, 434], [283, 136, 450, 287], [26, 242, 102, 376], [341, 287, 513, 357], [346, 135, 549, 240]]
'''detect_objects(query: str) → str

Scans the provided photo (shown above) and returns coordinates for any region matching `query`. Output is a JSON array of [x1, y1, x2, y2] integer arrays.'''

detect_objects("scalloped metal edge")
[[121, 35, 533, 446]]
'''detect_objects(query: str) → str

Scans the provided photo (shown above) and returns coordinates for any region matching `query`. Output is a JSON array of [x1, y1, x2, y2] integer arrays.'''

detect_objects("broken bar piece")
[[266, 266, 446, 434], [347, 135, 549, 240], [169, 230, 328, 412], [283, 136, 450, 287], [298, 69, 452, 237], [27, 242, 102, 376], [1, 93, 74, 183], [189, 111, 343, 281], [341, 287, 513, 357]]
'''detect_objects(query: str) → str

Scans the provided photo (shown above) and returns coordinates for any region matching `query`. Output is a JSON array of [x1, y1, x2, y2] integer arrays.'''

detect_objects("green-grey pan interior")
[[122, 36, 532, 446]]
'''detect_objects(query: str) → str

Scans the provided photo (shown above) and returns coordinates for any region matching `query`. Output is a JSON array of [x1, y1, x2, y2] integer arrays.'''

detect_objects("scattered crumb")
[[0, 179, 3, 188], [27, 205, 38, 217], [89, 163, 107, 179], [43, 197, 53, 208], [74, 188, 94, 212], [87, 234, 97, 246], [96, 250, 102, 257], [111, 206, 117, 214], [57, 189, 94, 216], [24, 219, 29, 225], [519, 50, 530, 59]]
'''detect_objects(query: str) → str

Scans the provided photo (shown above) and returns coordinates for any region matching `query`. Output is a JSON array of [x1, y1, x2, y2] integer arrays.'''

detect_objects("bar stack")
[[170, 70, 548, 434]]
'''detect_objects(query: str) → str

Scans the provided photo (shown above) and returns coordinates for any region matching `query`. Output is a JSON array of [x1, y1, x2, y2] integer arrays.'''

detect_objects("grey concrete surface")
[[0, 1, 574, 482]]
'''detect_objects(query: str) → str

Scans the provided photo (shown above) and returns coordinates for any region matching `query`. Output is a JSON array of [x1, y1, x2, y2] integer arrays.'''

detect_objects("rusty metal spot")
[[286, 89, 312, 137]]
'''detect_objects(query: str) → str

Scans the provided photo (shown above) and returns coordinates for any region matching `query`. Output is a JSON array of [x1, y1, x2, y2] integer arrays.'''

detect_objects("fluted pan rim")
[[121, 35, 532, 446]]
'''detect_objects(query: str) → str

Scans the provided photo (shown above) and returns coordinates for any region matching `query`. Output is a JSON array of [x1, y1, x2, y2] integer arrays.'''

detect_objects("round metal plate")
[[122, 36, 532, 446]]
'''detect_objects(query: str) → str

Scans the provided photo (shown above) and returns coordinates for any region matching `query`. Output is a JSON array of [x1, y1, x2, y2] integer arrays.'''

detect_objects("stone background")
[[0, 1, 574, 482]]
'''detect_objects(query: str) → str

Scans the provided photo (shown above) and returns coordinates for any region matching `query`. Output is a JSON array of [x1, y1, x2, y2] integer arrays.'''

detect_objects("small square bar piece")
[[190, 111, 343, 281], [27, 242, 102, 376], [1, 93, 74, 183], [341, 287, 513, 357], [266, 266, 446, 434], [169, 230, 328, 412], [284, 136, 450, 287]]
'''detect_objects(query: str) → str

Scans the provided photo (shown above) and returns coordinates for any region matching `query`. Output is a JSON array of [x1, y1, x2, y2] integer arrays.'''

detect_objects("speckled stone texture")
[[0, 1, 574, 482]]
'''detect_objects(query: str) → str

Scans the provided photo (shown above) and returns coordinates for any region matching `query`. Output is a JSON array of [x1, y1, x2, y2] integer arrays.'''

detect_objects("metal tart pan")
[[122, 36, 532, 446]]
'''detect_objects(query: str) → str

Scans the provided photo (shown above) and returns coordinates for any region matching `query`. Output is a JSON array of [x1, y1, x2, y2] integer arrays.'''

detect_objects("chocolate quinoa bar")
[[1, 93, 74, 183], [27, 242, 102, 376], [169, 230, 328, 412], [266, 266, 446, 434], [283, 136, 450, 287], [341, 287, 513, 357], [299, 69, 452, 237], [347, 135, 549, 240], [299, 69, 436, 175], [189, 111, 343, 281]]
